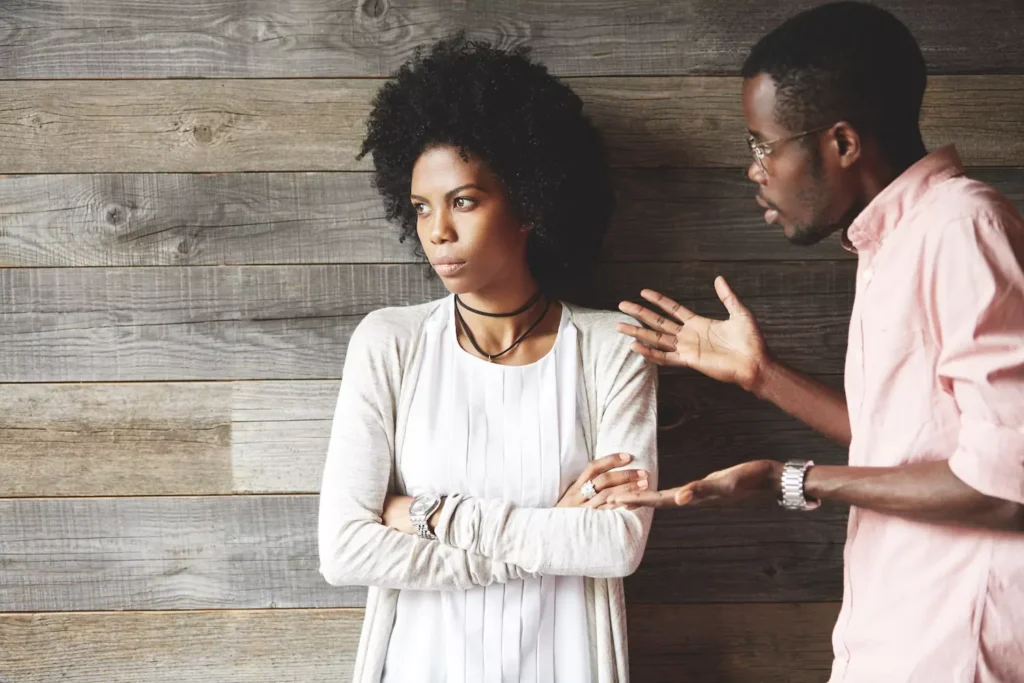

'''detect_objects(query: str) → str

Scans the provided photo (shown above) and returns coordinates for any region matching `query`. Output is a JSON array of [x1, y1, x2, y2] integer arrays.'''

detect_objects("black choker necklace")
[[454, 293, 551, 363], [454, 291, 544, 318]]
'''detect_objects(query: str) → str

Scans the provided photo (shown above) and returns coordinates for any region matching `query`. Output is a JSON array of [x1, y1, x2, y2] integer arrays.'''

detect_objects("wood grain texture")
[[0, 494, 844, 610], [6, 167, 1022, 269], [1, 76, 1021, 172], [0, 609, 362, 682], [0, 381, 337, 496], [0, 372, 846, 497], [0, 604, 840, 683], [628, 603, 840, 683], [0, 262, 853, 382], [0, 495, 367, 611], [0, 0, 1020, 78], [0, 169, 852, 267]]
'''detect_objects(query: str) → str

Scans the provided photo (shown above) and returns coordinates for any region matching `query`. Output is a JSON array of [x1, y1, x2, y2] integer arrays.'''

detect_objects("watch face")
[[410, 496, 435, 516]]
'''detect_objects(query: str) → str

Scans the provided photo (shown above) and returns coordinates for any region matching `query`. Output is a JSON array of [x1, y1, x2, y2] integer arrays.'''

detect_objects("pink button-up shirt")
[[830, 146, 1024, 682]]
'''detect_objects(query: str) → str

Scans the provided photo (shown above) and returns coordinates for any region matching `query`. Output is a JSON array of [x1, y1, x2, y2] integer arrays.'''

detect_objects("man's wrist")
[[748, 354, 779, 400]]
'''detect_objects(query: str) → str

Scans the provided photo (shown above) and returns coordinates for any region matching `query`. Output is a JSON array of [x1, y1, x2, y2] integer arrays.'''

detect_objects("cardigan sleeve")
[[433, 324, 658, 578], [318, 310, 535, 590]]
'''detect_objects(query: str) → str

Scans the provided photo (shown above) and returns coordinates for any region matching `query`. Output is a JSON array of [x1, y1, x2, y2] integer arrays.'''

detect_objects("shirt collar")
[[843, 145, 965, 253]]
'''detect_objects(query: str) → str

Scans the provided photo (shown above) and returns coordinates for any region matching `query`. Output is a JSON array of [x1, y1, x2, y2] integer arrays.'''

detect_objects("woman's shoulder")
[[562, 302, 635, 346], [350, 297, 448, 356]]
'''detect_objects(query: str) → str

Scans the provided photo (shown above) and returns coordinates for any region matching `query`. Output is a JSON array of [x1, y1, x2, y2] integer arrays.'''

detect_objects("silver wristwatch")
[[778, 459, 821, 511], [409, 494, 442, 540]]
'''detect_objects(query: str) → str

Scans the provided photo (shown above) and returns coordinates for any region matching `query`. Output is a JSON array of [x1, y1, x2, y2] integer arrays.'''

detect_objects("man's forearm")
[[805, 460, 1024, 532], [753, 358, 852, 447]]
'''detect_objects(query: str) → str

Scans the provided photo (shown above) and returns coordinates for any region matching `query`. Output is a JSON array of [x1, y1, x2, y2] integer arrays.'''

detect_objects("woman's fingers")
[[592, 468, 648, 492], [577, 453, 632, 487], [584, 479, 650, 509]]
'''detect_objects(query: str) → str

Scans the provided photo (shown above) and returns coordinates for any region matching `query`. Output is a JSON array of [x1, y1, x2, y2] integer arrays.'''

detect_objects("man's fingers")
[[714, 276, 751, 317], [606, 488, 686, 508], [617, 302, 683, 335], [639, 289, 699, 324], [615, 323, 677, 352]]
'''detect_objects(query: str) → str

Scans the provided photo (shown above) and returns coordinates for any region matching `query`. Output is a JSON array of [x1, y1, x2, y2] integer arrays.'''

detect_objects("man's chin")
[[784, 221, 835, 247]]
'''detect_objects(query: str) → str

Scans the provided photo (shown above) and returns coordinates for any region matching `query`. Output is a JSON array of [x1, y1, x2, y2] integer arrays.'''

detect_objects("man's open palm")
[[617, 276, 769, 392]]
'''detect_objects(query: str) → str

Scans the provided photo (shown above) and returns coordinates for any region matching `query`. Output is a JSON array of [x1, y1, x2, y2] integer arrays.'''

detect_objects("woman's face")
[[410, 145, 530, 296]]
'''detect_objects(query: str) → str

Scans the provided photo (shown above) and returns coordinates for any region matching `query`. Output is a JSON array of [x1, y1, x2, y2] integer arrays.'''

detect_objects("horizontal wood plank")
[[1, 0, 1019, 77], [0, 604, 840, 683], [0, 262, 855, 381], [0, 609, 362, 682], [0, 495, 366, 611], [0, 494, 844, 610], [0, 373, 847, 497], [0, 169, 856, 267], [628, 603, 840, 683], [6, 167, 1021, 268], [1, 76, 1021, 172]]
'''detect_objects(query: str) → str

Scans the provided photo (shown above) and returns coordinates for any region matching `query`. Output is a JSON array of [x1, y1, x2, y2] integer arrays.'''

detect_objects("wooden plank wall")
[[1, 2, 1021, 681]]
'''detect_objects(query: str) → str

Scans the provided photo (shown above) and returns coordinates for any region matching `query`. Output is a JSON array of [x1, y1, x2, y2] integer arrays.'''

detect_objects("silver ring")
[[581, 479, 598, 501]]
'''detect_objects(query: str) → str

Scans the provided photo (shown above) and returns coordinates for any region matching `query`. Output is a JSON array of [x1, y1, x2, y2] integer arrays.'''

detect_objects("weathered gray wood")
[[0, 0, 1020, 78], [7, 166, 1023, 269], [0, 494, 844, 610], [0, 79, 374, 173], [0, 495, 366, 611], [0, 604, 838, 683], [628, 603, 840, 683], [0, 381, 338, 496], [0, 169, 848, 267], [0, 372, 845, 497], [0, 609, 362, 682], [1, 76, 1021, 172], [0, 262, 853, 382], [0, 264, 443, 382], [0, 172, 408, 267]]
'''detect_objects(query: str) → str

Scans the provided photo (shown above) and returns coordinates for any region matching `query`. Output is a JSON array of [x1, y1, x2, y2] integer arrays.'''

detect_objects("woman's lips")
[[431, 260, 466, 276]]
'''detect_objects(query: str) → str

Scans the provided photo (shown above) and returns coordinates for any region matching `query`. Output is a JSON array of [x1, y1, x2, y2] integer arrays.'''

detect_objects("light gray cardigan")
[[318, 298, 659, 682]]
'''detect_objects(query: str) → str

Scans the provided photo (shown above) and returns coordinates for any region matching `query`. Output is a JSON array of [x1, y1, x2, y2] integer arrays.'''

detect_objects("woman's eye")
[[454, 197, 475, 210], [413, 203, 427, 215]]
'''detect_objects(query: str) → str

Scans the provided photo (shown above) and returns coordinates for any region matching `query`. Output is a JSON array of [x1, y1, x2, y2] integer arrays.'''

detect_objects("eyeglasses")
[[747, 123, 836, 176]]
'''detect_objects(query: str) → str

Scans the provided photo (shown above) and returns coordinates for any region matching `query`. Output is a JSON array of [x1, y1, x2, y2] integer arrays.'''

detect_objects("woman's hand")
[[616, 277, 770, 394], [556, 453, 649, 510], [381, 494, 416, 534]]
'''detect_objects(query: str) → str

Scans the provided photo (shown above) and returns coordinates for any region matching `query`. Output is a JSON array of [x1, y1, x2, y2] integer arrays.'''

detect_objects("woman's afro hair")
[[358, 35, 614, 289]]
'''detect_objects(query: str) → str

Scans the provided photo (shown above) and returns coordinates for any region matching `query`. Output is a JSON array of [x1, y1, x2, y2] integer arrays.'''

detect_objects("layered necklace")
[[454, 291, 551, 363]]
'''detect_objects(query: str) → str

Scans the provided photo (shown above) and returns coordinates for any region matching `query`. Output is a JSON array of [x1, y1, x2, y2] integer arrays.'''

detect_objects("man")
[[612, 3, 1024, 681]]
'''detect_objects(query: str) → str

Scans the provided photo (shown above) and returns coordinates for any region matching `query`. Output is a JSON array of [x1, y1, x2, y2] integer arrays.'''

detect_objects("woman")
[[318, 36, 658, 683]]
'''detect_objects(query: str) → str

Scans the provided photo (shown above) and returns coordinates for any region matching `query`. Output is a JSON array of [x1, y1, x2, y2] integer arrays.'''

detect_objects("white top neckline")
[[448, 295, 569, 370]]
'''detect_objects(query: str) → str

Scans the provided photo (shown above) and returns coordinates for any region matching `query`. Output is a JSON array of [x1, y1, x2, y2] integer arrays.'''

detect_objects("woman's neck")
[[456, 277, 552, 351]]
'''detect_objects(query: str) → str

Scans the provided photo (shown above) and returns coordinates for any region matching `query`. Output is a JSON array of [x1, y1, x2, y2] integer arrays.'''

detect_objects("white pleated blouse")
[[382, 296, 591, 683]]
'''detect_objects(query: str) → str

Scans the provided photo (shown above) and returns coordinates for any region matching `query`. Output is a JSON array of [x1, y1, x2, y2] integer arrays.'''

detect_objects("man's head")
[[741, 2, 927, 245]]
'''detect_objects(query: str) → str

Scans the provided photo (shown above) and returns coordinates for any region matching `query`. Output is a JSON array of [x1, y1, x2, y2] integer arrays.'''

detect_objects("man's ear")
[[831, 121, 862, 168]]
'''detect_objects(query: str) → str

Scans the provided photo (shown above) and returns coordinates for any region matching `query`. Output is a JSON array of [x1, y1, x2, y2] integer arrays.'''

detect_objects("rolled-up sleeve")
[[933, 212, 1024, 504]]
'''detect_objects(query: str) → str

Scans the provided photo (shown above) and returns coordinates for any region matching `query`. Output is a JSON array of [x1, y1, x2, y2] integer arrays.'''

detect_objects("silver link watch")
[[409, 494, 442, 540], [778, 459, 821, 511]]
